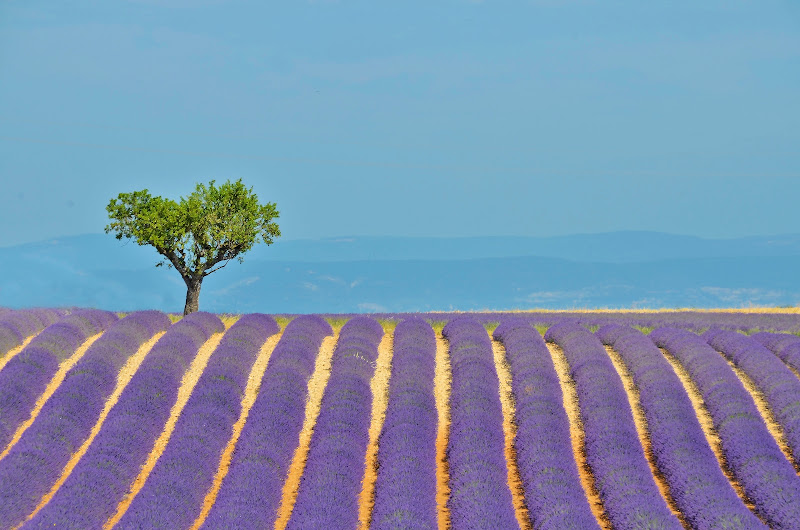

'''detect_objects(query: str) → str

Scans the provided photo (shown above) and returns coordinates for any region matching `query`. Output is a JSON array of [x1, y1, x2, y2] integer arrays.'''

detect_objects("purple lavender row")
[[750, 332, 800, 377], [545, 323, 681, 530], [13, 312, 223, 529], [597, 325, 764, 529], [442, 316, 517, 529], [493, 319, 599, 529], [704, 330, 800, 470], [112, 314, 280, 529], [0, 309, 117, 451], [0, 310, 167, 528], [286, 316, 384, 529], [651, 327, 800, 528], [371, 317, 437, 529], [202, 315, 332, 529], [0, 308, 65, 357]]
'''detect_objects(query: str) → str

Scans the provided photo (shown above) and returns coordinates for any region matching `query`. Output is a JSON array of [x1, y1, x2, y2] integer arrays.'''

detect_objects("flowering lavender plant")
[[442, 316, 518, 529], [494, 319, 599, 529], [15, 312, 222, 529], [371, 317, 438, 529], [113, 314, 279, 528], [652, 327, 800, 528], [598, 325, 764, 529], [0, 309, 117, 451], [203, 314, 332, 529], [286, 316, 384, 529], [545, 323, 681, 529], [704, 329, 800, 472], [0, 310, 166, 528]]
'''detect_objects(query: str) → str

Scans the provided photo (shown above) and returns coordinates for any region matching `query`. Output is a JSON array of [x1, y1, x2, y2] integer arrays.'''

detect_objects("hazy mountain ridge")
[[1, 232, 798, 312]]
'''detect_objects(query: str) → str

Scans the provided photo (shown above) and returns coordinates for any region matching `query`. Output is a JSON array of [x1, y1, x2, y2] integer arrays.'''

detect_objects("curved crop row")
[[544, 323, 681, 529], [651, 327, 800, 528], [494, 319, 599, 529], [0, 308, 65, 358], [14, 312, 224, 529], [442, 316, 517, 529], [750, 332, 800, 376], [286, 316, 384, 529], [40, 314, 278, 528], [598, 325, 763, 529], [202, 315, 333, 529], [0, 310, 167, 528], [371, 317, 438, 529], [0, 309, 117, 452], [704, 330, 800, 468]]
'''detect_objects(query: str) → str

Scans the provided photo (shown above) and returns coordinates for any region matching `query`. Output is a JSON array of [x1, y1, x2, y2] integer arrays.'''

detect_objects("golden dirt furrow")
[[357, 325, 395, 529], [0, 332, 103, 461], [0, 334, 37, 374], [490, 337, 532, 530], [434, 330, 452, 530], [659, 348, 757, 512], [603, 346, 687, 528], [20, 331, 167, 526], [545, 343, 610, 529], [190, 331, 284, 529], [714, 350, 800, 473], [273, 329, 341, 530], [104, 330, 227, 529]]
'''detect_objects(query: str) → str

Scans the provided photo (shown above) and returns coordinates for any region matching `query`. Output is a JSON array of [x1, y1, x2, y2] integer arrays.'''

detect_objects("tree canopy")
[[105, 179, 280, 314]]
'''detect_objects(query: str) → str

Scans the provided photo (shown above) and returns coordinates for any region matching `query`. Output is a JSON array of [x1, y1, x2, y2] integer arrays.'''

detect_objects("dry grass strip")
[[273, 328, 341, 530], [715, 351, 800, 473], [0, 332, 103, 461], [190, 331, 284, 529], [103, 330, 227, 529], [434, 330, 452, 530], [356, 325, 395, 529], [490, 337, 532, 530], [659, 348, 756, 512], [603, 346, 687, 527], [20, 331, 167, 526], [545, 343, 610, 529], [0, 334, 37, 374]]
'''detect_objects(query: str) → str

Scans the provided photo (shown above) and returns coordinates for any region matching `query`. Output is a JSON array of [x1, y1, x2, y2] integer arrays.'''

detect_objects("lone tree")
[[105, 179, 280, 315]]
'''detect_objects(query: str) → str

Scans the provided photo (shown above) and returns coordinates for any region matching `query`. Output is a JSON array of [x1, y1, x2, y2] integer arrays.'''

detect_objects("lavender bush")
[[110, 314, 280, 528], [0, 311, 167, 528], [704, 330, 800, 470], [598, 324, 764, 529], [0, 309, 117, 451], [652, 327, 800, 528], [202, 314, 332, 529], [286, 316, 384, 529], [371, 317, 438, 529], [0, 308, 65, 357], [544, 323, 681, 529], [494, 319, 599, 529], [750, 331, 800, 376], [442, 316, 517, 529], [16, 312, 222, 529]]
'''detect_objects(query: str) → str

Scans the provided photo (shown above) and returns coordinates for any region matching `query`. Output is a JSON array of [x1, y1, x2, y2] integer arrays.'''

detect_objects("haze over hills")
[[1, 232, 798, 313]]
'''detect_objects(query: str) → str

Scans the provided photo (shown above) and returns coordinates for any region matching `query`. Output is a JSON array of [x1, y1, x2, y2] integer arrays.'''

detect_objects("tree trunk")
[[184, 277, 203, 315]]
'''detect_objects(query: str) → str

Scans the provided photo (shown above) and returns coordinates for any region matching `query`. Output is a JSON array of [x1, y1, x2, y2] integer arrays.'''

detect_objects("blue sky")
[[1, 0, 798, 247]]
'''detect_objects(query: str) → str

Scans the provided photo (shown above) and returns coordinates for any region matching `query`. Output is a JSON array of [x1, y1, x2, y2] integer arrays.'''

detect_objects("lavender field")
[[1, 308, 799, 529]]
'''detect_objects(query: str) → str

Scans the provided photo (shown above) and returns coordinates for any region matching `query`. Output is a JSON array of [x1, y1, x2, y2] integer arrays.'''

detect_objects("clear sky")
[[1, 0, 798, 247]]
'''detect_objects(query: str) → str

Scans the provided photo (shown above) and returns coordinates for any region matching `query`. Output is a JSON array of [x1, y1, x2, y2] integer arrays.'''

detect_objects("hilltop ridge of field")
[[1, 232, 799, 312]]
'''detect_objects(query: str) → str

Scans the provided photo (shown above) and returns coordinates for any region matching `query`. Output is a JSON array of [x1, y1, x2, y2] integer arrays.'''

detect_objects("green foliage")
[[105, 179, 280, 282], [633, 325, 654, 334], [533, 323, 549, 336], [325, 316, 350, 330], [427, 319, 448, 332], [483, 321, 500, 334]]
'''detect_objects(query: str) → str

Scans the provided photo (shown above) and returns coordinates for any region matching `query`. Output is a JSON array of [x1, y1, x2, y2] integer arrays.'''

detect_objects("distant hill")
[[1, 232, 798, 313]]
